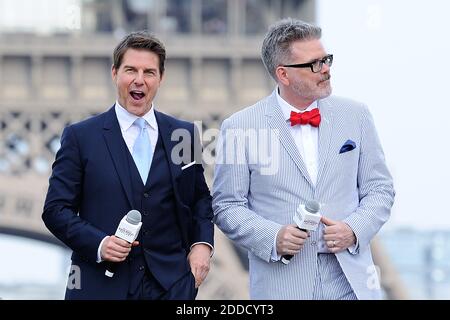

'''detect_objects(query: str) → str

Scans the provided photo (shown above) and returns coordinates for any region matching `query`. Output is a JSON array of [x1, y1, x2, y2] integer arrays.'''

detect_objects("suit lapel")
[[154, 111, 191, 249], [102, 107, 134, 208], [265, 92, 314, 187], [316, 98, 334, 188], [154, 111, 182, 189]]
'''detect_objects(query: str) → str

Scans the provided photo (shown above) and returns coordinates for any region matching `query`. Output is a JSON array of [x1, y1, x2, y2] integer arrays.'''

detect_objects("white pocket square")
[[181, 161, 196, 170]]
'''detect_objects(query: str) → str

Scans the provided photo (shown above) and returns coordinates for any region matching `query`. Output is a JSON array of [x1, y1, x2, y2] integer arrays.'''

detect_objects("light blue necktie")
[[132, 118, 152, 184]]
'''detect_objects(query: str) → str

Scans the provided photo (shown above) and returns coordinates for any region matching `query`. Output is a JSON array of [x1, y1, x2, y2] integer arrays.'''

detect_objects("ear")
[[275, 66, 290, 86], [111, 64, 117, 82]]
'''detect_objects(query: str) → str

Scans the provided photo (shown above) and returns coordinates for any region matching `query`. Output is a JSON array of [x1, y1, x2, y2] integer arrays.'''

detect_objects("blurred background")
[[0, 0, 449, 300]]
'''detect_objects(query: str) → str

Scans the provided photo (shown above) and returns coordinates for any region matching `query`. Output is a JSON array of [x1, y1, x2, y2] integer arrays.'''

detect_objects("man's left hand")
[[188, 244, 211, 288], [322, 216, 356, 253]]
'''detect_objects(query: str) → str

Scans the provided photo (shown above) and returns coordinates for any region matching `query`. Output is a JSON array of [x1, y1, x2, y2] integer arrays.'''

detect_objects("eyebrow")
[[123, 65, 157, 72], [304, 55, 327, 64]]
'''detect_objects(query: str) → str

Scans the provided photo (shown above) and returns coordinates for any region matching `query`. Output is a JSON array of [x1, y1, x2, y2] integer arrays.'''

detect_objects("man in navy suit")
[[42, 31, 214, 300]]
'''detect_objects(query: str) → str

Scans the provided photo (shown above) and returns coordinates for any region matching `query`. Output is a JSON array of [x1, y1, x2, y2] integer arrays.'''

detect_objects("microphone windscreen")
[[126, 210, 142, 225], [305, 200, 320, 213]]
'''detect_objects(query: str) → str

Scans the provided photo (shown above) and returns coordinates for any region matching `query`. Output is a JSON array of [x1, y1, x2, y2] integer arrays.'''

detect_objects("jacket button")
[[139, 266, 145, 271], [142, 211, 149, 216], [143, 193, 149, 198]]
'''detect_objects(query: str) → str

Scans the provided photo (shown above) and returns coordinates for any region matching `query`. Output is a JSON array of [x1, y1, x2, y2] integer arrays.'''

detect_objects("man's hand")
[[188, 244, 211, 288], [321, 216, 356, 253], [100, 235, 139, 262], [276, 224, 309, 256]]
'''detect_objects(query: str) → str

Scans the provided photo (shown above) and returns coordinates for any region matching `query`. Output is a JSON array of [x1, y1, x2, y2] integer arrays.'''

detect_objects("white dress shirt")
[[277, 92, 319, 185], [114, 101, 159, 156]]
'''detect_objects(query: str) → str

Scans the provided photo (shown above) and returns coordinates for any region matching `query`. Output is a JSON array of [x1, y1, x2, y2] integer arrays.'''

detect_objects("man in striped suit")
[[212, 18, 395, 300]]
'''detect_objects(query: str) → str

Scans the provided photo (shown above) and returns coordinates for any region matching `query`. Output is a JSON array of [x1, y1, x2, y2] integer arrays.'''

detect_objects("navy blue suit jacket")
[[42, 106, 214, 299]]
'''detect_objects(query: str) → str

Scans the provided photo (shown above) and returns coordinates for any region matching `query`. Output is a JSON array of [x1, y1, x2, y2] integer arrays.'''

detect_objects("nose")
[[134, 70, 144, 85], [321, 62, 331, 74]]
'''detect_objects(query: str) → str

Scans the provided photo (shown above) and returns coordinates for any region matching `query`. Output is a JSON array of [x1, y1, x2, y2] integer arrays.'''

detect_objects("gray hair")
[[261, 18, 322, 81]]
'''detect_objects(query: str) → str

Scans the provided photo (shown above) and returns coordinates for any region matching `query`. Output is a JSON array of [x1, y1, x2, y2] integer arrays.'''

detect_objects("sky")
[[0, 0, 81, 33], [0, 234, 69, 299], [317, 0, 450, 230]]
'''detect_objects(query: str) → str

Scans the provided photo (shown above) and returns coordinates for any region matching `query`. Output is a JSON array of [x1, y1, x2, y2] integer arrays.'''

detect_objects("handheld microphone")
[[105, 210, 142, 278], [281, 200, 322, 265]]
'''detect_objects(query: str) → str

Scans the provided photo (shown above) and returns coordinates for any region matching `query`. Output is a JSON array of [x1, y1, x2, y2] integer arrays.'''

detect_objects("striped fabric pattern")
[[212, 90, 395, 300], [312, 254, 357, 300]]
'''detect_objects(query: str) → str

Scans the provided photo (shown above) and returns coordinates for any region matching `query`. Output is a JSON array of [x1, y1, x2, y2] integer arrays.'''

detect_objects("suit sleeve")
[[212, 118, 282, 262], [189, 124, 215, 248], [42, 126, 107, 262], [343, 105, 395, 251]]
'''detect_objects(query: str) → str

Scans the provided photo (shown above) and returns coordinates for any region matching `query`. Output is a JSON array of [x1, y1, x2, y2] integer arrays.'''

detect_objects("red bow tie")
[[289, 109, 321, 127]]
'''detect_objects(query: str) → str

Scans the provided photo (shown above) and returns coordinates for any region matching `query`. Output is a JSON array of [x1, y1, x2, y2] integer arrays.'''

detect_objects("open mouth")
[[130, 90, 145, 101]]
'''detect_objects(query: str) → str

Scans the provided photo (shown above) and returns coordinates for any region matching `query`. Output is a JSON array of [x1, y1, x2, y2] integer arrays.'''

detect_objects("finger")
[[286, 242, 303, 252], [110, 236, 132, 248], [292, 229, 309, 239], [116, 255, 127, 262], [287, 248, 301, 255], [197, 265, 209, 280], [132, 241, 140, 247], [107, 256, 121, 262], [323, 234, 338, 241], [321, 216, 336, 226], [323, 225, 338, 235], [107, 254, 127, 262], [284, 240, 305, 251], [326, 240, 335, 248], [328, 247, 338, 254], [198, 269, 208, 282], [109, 249, 130, 259], [190, 266, 199, 279], [193, 271, 202, 288], [109, 244, 132, 254], [329, 245, 344, 254], [287, 237, 305, 246]]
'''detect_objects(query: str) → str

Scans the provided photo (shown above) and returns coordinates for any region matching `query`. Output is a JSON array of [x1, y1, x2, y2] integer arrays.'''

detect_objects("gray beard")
[[292, 81, 332, 101]]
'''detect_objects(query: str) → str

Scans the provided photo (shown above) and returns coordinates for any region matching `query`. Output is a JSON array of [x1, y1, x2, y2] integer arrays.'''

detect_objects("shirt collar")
[[276, 87, 318, 122], [114, 101, 158, 131]]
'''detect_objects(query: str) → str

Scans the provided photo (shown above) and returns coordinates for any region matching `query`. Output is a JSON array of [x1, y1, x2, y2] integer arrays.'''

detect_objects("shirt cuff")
[[97, 236, 109, 263], [271, 230, 281, 262], [190, 242, 214, 257], [347, 236, 360, 255]]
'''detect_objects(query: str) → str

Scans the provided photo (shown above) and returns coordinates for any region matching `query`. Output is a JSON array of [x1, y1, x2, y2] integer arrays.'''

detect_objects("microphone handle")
[[105, 261, 117, 278], [281, 227, 306, 265]]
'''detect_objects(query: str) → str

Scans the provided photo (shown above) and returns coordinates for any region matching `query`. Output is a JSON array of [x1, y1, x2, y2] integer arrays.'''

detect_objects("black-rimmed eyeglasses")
[[282, 54, 333, 73]]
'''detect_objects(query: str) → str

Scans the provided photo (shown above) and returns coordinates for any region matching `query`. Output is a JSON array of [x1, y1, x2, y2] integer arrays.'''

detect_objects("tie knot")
[[135, 118, 147, 130], [289, 108, 321, 127]]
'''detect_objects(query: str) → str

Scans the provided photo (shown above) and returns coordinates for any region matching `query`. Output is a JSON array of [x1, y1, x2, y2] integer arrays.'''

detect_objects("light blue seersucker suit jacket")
[[212, 90, 395, 300]]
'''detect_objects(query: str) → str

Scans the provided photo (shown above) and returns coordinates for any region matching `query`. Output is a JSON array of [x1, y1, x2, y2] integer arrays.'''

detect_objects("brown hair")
[[113, 31, 166, 75]]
